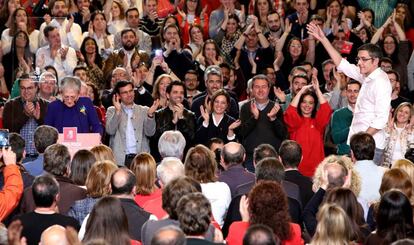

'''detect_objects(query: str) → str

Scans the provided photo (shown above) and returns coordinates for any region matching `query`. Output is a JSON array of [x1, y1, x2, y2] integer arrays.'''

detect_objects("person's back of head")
[[162, 176, 201, 220], [157, 157, 184, 186], [32, 175, 59, 208], [253, 144, 278, 166], [44, 144, 71, 177], [326, 161, 348, 189], [376, 190, 414, 243], [405, 148, 414, 164], [84, 196, 130, 245], [255, 157, 285, 183], [34, 126, 59, 154], [350, 132, 375, 161], [312, 203, 353, 245], [243, 224, 280, 245], [221, 142, 246, 167], [158, 131, 186, 160], [110, 168, 136, 196], [39, 225, 68, 245], [176, 193, 211, 237], [151, 226, 186, 245], [278, 140, 302, 169], [8, 133, 25, 163]]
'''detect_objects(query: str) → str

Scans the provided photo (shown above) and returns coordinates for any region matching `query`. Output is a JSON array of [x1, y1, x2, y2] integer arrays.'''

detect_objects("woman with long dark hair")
[[79, 37, 105, 91], [3, 30, 34, 92], [83, 196, 134, 245], [284, 75, 332, 177], [1, 7, 40, 55], [365, 190, 414, 244]]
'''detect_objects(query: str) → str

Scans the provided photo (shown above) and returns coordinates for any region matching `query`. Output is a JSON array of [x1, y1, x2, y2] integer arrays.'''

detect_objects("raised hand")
[[273, 87, 286, 102], [147, 99, 160, 117], [200, 105, 210, 123], [88, 21, 94, 37], [228, 119, 241, 131], [60, 47, 69, 60], [33, 102, 41, 120], [177, 7, 186, 20], [239, 195, 250, 222], [307, 22, 325, 41], [112, 94, 122, 112], [267, 103, 280, 121], [43, 14, 52, 25], [284, 18, 292, 34], [2, 147, 16, 166], [250, 100, 259, 119], [66, 14, 74, 33]]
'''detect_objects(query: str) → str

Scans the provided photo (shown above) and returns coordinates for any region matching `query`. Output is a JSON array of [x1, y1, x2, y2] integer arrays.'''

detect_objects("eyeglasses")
[[355, 57, 373, 63], [20, 86, 35, 91]]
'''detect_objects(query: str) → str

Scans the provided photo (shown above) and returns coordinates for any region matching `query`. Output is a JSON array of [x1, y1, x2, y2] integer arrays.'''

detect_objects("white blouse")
[[1, 29, 40, 55]]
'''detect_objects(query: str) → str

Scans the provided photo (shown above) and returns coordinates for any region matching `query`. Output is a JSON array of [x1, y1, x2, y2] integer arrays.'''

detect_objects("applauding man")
[[239, 74, 288, 172], [106, 80, 158, 167], [152, 81, 196, 161]]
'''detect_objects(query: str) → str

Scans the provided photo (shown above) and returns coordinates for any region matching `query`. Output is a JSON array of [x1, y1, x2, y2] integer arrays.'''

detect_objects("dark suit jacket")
[[285, 170, 314, 207], [218, 165, 255, 198], [20, 176, 87, 215], [235, 180, 302, 208]]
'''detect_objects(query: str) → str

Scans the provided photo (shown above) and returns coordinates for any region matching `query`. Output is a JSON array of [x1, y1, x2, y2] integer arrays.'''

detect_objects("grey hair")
[[59, 76, 81, 93], [157, 157, 185, 185], [203, 65, 222, 82], [158, 131, 186, 160], [39, 71, 57, 83]]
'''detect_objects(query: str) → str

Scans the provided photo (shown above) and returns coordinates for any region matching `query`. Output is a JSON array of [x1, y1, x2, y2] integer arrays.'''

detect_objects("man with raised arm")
[[307, 23, 391, 164]]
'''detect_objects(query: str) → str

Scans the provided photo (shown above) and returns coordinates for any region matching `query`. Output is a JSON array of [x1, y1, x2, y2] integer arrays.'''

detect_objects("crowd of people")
[[0, 0, 413, 244]]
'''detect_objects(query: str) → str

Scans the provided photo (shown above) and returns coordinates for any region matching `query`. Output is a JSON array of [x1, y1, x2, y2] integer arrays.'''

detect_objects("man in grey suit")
[[106, 80, 159, 166]]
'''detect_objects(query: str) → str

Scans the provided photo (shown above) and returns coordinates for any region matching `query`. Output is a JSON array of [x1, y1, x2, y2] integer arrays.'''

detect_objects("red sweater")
[[226, 221, 304, 245], [284, 103, 332, 177]]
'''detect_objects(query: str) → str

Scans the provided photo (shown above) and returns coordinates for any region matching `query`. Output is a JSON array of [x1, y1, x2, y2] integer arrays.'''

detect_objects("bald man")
[[110, 168, 155, 242], [39, 225, 68, 245], [218, 142, 255, 197], [151, 226, 186, 245]]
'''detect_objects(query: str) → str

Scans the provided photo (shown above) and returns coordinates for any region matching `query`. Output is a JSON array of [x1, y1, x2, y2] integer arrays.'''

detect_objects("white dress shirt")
[[1, 29, 40, 54], [337, 58, 392, 149], [39, 19, 83, 50], [35, 44, 77, 82]]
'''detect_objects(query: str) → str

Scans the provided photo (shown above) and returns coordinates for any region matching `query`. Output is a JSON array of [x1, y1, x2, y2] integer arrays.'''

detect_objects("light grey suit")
[[106, 104, 156, 166]]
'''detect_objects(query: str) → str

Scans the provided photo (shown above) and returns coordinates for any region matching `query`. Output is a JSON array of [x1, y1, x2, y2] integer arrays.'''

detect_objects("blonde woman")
[[383, 102, 414, 168], [311, 203, 353, 245]]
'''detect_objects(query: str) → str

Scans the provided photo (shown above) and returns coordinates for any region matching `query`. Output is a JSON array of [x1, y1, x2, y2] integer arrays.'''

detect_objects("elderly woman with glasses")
[[44, 76, 103, 135]]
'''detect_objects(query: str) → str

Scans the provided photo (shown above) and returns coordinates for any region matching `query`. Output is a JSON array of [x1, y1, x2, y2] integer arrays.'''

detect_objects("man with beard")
[[36, 26, 78, 81], [151, 81, 195, 161], [39, 0, 82, 50], [103, 28, 149, 81], [114, 7, 152, 54], [264, 11, 284, 49]]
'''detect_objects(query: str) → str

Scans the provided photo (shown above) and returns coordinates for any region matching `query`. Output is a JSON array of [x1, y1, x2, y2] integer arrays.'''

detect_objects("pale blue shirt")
[[123, 105, 137, 154]]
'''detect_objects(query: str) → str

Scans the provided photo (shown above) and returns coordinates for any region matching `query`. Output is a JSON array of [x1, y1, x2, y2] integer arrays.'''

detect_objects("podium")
[[58, 127, 101, 157]]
